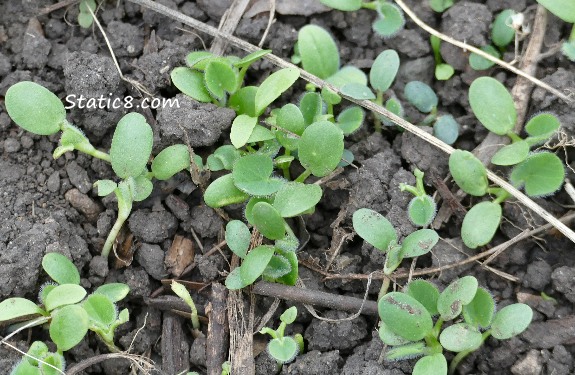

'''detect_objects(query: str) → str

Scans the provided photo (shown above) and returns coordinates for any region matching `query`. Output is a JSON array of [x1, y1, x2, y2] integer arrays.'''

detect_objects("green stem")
[[295, 169, 312, 183], [327, 103, 334, 119], [569, 24, 575, 42], [423, 332, 442, 354], [449, 331, 491, 375], [488, 187, 511, 204], [399, 183, 420, 197], [361, 1, 379, 10], [377, 276, 391, 301], [101, 185, 132, 258], [414, 168, 426, 195], [506, 131, 522, 143]]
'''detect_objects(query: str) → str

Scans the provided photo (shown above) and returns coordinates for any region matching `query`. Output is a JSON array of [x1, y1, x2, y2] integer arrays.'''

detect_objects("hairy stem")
[[448, 331, 491, 374]]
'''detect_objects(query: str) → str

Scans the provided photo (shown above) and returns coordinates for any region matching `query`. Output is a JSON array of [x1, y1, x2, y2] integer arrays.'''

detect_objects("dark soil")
[[1, 1, 575, 374]]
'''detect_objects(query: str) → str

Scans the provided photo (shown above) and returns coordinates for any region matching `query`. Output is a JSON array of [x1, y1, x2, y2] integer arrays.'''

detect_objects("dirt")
[[1, 0, 575, 374]]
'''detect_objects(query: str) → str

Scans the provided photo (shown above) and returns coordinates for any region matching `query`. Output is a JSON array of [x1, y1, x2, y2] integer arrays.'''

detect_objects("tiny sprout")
[[10, 341, 65, 375], [171, 281, 201, 334], [260, 306, 304, 365], [78, 0, 96, 28], [400, 169, 437, 227], [378, 276, 533, 375]]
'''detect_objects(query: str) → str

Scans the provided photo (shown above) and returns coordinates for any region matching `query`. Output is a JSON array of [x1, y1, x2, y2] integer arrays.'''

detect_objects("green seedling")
[[536, 0, 575, 61], [10, 341, 65, 375], [429, 0, 453, 12], [400, 169, 437, 227], [468, 77, 564, 192], [0, 253, 130, 366], [319, 0, 405, 38], [352, 208, 439, 275], [171, 281, 201, 336], [403, 80, 460, 145], [5, 81, 192, 257], [378, 276, 533, 375], [430, 35, 454, 80], [78, 0, 96, 28], [260, 306, 304, 367]]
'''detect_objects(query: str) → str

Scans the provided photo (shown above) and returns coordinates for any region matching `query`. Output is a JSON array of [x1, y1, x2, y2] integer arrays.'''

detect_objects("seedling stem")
[[295, 169, 312, 183], [448, 330, 491, 375]]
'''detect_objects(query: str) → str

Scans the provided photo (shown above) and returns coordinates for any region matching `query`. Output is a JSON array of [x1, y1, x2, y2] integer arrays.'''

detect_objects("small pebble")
[[46, 171, 61, 192], [4, 138, 21, 153], [20, 135, 34, 149]]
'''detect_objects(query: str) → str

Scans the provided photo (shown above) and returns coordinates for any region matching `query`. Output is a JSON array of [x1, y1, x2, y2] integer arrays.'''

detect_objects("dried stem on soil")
[[206, 283, 229, 375], [65, 353, 156, 375], [210, 0, 251, 56], [126, 0, 575, 244]]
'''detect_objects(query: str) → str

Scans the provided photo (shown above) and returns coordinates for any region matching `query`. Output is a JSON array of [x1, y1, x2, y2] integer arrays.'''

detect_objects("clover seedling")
[[429, 0, 453, 13], [430, 35, 454, 81], [0, 253, 130, 366], [78, 0, 96, 28], [535, 0, 575, 61], [378, 276, 533, 375], [5, 81, 192, 257], [352, 208, 439, 275], [400, 169, 437, 227], [260, 306, 304, 366], [10, 341, 65, 375]]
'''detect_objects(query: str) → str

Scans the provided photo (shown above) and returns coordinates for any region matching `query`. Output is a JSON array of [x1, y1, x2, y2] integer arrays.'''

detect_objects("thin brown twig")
[[37, 0, 78, 15]]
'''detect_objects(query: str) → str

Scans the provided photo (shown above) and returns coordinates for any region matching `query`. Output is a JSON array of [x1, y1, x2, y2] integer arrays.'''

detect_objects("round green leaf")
[[439, 323, 483, 352], [225, 220, 251, 259], [510, 152, 565, 197], [297, 25, 339, 79], [491, 141, 529, 166], [449, 150, 488, 196], [373, 3, 405, 37], [437, 276, 478, 320], [273, 182, 322, 218], [229, 86, 257, 116], [263, 254, 292, 279], [299, 121, 344, 177], [152, 144, 191, 180], [42, 253, 80, 285], [240, 245, 275, 286], [129, 175, 153, 202], [352, 208, 397, 252], [94, 283, 130, 302], [268, 337, 298, 364], [326, 66, 368, 88], [232, 154, 284, 196], [280, 306, 298, 324], [370, 50, 400, 92], [276, 103, 305, 150], [492, 9, 516, 47], [45, 284, 87, 312], [49, 304, 89, 352], [535, 0, 575, 23], [469, 77, 516, 135], [435, 63, 455, 81], [525, 113, 561, 139], [83, 293, 116, 327], [340, 83, 376, 100], [225, 267, 245, 290], [461, 201, 502, 249], [94, 180, 117, 197], [0, 298, 45, 323], [413, 354, 448, 375], [171, 67, 212, 103], [255, 68, 300, 116], [110, 113, 153, 179], [469, 45, 500, 71], [429, 0, 453, 12], [400, 229, 439, 258], [491, 303, 533, 339], [320, 0, 362, 11], [230, 115, 258, 149], [378, 320, 411, 346], [462, 287, 495, 329], [204, 60, 237, 100], [5, 81, 65, 135], [379, 292, 433, 341], [299, 92, 323, 125], [204, 174, 249, 208], [404, 81, 438, 113], [433, 115, 459, 145], [405, 279, 440, 316], [252, 202, 286, 240], [245, 197, 274, 225], [336, 106, 364, 135], [408, 195, 437, 227]]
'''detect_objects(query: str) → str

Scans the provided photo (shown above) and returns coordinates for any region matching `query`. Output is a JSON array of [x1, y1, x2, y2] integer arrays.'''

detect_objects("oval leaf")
[[94, 180, 117, 197], [234, 50, 271, 68], [469, 77, 516, 135], [491, 141, 529, 166], [491, 303, 533, 339], [94, 283, 130, 302], [469, 45, 500, 71], [370, 49, 400, 92], [297, 25, 339, 79], [5, 81, 65, 135], [225, 220, 251, 259], [49, 304, 89, 352], [171, 67, 212, 103], [535, 0, 575, 23], [299, 121, 344, 177], [0, 298, 45, 323], [110, 113, 153, 179], [433, 115, 459, 145], [83, 293, 116, 327], [204, 60, 237, 100], [204, 174, 249, 208], [240, 245, 275, 286], [230, 115, 258, 149], [45, 284, 87, 312], [225, 267, 246, 290], [353, 208, 397, 252], [404, 81, 438, 113], [400, 229, 439, 258], [232, 154, 284, 196], [405, 279, 440, 316], [268, 337, 298, 364], [152, 144, 191, 180], [42, 253, 80, 285], [378, 320, 411, 346], [437, 276, 478, 320], [408, 195, 437, 227], [462, 201, 502, 249], [379, 292, 433, 341], [273, 182, 322, 218], [373, 3, 405, 37], [462, 287, 495, 329], [413, 354, 448, 375], [252, 202, 286, 240], [525, 113, 560, 139], [510, 152, 564, 197], [439, 323, 483, 352], [336, 106, 364, 135], [320, 0, 362, 11], [449, 150, 488, 196], [263, 254, 292, 279], [340, 83, 376, 100], [492, 9, 516, 47], [255, 68, 300, 116]]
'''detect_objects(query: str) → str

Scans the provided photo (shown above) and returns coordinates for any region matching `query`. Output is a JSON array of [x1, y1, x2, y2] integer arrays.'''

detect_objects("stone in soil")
[[283, 350, 343, 375], [135, 243, 168, 281], [128, 209, 179, 243], [304, 310, 368, 351]]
